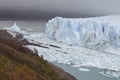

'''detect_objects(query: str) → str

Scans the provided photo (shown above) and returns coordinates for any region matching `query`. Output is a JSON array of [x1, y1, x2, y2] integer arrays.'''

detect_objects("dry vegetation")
[[0, 30, 76, 80]]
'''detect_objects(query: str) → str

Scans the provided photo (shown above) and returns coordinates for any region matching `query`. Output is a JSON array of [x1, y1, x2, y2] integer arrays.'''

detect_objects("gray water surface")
[[52, 62, 119, 80]]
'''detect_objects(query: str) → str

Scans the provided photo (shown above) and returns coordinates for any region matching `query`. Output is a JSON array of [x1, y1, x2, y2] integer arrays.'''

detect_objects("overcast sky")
[[0, 0, 120, 19]]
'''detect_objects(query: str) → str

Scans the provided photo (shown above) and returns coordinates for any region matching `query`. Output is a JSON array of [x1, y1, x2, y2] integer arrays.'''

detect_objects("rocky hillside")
[[0, 30, 76, 80]]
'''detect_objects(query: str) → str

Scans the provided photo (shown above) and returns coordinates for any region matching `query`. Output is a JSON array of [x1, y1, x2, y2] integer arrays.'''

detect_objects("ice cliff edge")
[[45, 15, 120, 49]]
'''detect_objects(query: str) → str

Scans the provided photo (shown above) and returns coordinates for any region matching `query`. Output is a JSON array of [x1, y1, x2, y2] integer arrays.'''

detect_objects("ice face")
[[45, 15, 120, 49]]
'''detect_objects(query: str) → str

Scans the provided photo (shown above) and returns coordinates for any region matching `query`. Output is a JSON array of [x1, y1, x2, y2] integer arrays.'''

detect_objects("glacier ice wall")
[[45, 15, 120, 49]]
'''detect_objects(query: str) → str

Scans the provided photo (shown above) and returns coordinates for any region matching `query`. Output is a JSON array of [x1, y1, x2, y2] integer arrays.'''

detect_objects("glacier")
[[3, 17, 120, 78], [46, 15, 120, 51]]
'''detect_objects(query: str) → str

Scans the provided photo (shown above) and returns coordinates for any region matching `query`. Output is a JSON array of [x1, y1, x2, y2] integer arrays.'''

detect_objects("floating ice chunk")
[[79, 68, 90, 72], [99, 69, 120, 78]]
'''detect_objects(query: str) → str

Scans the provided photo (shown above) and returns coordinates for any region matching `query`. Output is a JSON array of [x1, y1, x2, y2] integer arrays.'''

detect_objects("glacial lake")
[[0, 21, 120, 80], [52, 62, 119, 80]]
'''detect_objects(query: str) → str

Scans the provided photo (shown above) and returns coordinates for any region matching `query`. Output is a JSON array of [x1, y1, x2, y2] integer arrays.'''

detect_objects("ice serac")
[[45, 15, 120, 49]]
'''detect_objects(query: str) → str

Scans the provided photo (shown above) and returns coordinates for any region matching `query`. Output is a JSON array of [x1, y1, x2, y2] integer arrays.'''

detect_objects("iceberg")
[[45, 15, 120, 50], [5, 23, 22, 33], [79, 68, 90, 72], [4, 23, 29, 37]]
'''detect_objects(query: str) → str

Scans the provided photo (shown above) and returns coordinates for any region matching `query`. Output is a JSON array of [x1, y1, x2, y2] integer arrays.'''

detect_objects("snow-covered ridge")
[[46, 15, 120, 50]]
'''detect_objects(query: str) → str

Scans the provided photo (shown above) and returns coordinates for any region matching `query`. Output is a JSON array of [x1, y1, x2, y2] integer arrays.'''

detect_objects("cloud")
[[0, 0, 120, 18]]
